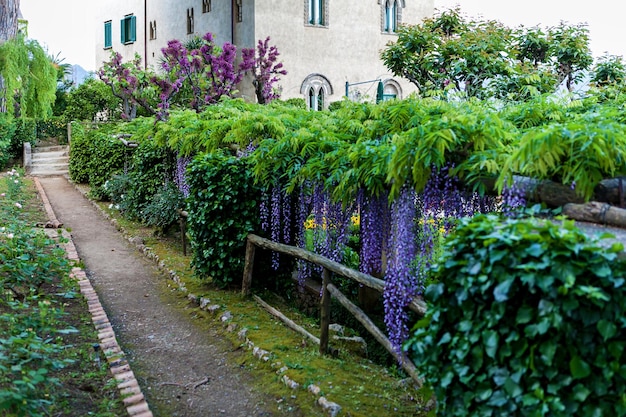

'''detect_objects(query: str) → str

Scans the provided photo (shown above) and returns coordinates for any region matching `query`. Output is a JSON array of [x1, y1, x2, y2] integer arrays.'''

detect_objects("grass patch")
[[95, 199, 433, 416]]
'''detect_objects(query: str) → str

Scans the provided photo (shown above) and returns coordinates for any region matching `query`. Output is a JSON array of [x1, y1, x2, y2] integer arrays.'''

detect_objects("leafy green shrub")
[[36, 117, 67, 144], [408, 215, 626, 416], [64, 77, 121, 122], [141, 182, 185, 233], [11, 118, 36, 156], [186, 151, 260, 287], [0, 115, 15, 169], [67, 121, 89, 183], [124, 139, 173, 218], [68, 122, 125, 199]]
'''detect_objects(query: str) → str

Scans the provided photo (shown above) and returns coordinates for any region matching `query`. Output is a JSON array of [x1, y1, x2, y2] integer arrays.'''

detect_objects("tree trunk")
[[0, 0, 19, 42], [482, 176, 626, 208], [563, 202, 626, 228]]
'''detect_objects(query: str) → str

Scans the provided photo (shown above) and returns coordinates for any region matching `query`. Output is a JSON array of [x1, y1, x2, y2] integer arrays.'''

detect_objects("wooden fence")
[[241, 233, 425, 385]]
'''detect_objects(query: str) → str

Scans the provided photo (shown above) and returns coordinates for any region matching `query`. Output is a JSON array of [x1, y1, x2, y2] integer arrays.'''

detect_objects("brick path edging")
[[65, 177, 343, 417], [33, 177, 154, 417]]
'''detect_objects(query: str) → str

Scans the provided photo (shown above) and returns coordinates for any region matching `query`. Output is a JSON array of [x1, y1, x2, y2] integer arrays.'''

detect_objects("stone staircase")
[[28, 143, 70, 177]]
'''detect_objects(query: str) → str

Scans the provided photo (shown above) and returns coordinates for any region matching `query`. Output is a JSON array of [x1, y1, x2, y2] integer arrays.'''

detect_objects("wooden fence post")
[[319, 268, 331, 355], [241, 238, 256, 296]]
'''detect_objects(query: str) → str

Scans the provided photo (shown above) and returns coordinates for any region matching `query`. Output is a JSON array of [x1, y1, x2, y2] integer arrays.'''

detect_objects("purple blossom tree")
[[98, 51, 156, 120], [251, 37, 287, 104], [153, 32, 255, 120]]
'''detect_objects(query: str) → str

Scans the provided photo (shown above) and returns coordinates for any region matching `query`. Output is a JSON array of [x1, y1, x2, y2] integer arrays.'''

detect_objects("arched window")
[[382, 0, 404, 33], [301, 74, 333, 111], [382, 79, 402, 100]]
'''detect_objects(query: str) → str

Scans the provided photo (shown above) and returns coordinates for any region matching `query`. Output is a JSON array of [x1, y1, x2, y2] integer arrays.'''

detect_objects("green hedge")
[[0, 115, 16, 168], [68, 122, 125, 199], [186, 151, 261, 287], [408, 215, 626, 416]]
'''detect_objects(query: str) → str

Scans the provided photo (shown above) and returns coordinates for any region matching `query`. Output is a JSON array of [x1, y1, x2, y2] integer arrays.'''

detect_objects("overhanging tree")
[[381, 7, 593, 100]]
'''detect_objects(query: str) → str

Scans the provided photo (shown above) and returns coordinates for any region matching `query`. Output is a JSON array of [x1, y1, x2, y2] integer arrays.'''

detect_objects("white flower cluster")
[[0, 226, 14, 239]]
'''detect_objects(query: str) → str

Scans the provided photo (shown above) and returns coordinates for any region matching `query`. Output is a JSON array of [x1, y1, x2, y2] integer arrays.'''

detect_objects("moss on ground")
[[96, 200, 433, 416]]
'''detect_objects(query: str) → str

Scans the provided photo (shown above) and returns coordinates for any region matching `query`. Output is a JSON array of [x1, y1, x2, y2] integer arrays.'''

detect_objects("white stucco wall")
[[94, 0, 434, 105], [251, 0, 433, 105]]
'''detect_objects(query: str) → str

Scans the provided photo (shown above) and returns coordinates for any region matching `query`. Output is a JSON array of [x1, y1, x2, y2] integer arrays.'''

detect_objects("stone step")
[[32, 150, 69, 160], [32, 155, 69, 164], [33, 145, 69, 153], [31, 159, 68, 170], [30, 169, 69, 177]]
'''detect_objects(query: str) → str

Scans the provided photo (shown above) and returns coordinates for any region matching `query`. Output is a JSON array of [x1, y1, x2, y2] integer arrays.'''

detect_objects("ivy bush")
[[408, 215, 626, 416], [186, 151, 260, 287]]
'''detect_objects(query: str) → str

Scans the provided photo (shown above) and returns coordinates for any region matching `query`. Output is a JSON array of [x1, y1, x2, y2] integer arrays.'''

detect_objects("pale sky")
[[435, 1, 626, 59], [20, 0, 96, 71], [18, 1, 626, 72]]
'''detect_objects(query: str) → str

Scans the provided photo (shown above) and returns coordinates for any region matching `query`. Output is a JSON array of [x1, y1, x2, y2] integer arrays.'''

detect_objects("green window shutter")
[[129, 15, 137, 42], [120, 18, 126, 43], [104, 21, 112, 48]]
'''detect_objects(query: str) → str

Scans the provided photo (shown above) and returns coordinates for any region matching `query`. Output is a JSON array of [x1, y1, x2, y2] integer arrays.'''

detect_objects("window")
[[306, 0, 327, 26], [104, 20, 112, 49], [382, 79, 402, 101], [301, 74, 333, 111], [187, 8, 194, 34], [120, 14, 136, 44], [149, 20, 157, 40], [382, 0, 403, 33], [236, 0, 242, 22], [202, 0, 211, 13]]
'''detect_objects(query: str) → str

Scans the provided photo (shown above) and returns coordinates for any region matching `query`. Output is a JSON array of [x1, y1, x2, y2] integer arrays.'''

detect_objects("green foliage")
[[0, 114, 15, 168], [141, 182, 185, 233], [0, 35, 57, 119], [64, 78, 121, 122], [186, 151, 261, 287], [408, 215, 626, 416], [381, 7, 592, 100], [496, 112, 626, 199], [36, 117, 68, 144], [67, 122, 125, 198], [123, 136, 174, 218], [0, 171, 76, 417], [590, 54, 626, 88], [11, 118, 36, 155]]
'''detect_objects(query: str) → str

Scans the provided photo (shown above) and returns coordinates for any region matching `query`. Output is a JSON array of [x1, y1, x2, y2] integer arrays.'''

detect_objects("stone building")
[[95, 1, 434, 108]]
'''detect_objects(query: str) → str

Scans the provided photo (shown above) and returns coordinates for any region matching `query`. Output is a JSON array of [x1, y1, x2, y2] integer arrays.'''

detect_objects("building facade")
[[95, 0, 434, 108]]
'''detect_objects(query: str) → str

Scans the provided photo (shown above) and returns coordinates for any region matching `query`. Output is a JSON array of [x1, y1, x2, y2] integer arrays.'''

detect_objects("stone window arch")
[[301, 74, 333, 110], [382, 78, 402, 100], [380, 0, 405, 33]]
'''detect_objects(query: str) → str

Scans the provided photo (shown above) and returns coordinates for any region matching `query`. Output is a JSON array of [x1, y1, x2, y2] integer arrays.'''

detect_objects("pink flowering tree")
[[98, 51, 157, 120], [251, 37, 287, 104]]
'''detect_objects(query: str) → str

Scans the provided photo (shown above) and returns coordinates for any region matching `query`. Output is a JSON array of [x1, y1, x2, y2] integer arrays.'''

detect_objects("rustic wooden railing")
[[241, 233, 425, 385]]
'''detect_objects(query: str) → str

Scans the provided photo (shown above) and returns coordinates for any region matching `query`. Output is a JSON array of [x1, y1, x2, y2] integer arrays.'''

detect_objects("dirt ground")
[[37, 176, 295, 417]]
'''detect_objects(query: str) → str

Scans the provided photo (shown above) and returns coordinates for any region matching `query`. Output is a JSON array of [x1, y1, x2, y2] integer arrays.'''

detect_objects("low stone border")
[[67, 177, 344, 416], [35, 177, 154, 417]]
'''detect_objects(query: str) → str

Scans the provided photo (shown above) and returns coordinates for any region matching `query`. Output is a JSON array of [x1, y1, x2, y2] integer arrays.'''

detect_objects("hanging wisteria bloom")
[[175, 154, 192, 198], [383, 186, 418, 353]]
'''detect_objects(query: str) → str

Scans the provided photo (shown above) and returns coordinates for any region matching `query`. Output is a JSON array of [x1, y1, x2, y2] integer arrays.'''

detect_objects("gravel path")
[[38, 176, 284, 417]]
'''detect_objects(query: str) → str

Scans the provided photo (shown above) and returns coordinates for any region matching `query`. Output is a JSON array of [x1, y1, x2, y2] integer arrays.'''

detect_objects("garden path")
[[37, 176, 291, 417]]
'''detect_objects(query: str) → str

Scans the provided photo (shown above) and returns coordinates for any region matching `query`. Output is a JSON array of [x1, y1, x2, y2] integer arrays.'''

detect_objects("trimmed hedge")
[[408, 215, 626, 416], [186, 151, 261, 287]]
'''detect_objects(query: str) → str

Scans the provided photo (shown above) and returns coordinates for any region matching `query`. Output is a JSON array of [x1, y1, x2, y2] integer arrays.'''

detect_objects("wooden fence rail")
[[241, 233, 424, 386]]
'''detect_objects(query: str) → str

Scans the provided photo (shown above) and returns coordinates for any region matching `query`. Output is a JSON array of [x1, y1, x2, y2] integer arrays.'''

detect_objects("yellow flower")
[[304, 218, 316, 230], [351, 214, 360, 227]]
